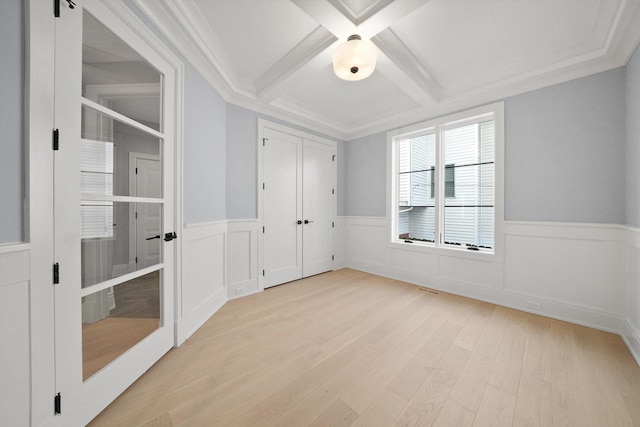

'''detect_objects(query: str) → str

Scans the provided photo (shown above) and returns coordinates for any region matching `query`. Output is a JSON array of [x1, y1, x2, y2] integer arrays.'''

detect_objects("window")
[[391, 103, 503, 254], [80, 138, 114, 239]]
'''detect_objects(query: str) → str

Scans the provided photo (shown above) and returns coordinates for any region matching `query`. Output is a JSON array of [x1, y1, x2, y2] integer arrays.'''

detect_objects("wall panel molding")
[[0, 246, 31, 426], [340, 217, 632, 348]]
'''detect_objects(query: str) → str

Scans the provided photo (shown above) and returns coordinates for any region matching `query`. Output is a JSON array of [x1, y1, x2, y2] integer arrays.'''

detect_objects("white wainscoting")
[[338, 216, 631, 339], [0, 244, 31, 426], [226, 220, 259, 300], [177, 222, 228, 344], [623, 226, 640, 365]]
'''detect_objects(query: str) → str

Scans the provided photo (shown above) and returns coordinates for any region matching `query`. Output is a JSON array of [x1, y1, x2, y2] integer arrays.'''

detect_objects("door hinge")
[[262, 270, 265, 276], [332, 188, 335, 195], [135, 257, 138, 263], [332, 154, 336, 162], [135, 212, 138, 219], [54, 0, 75, 17], [135, 167, 138, 174], [262, 226, 265, 233], [262, 182, 265, 190], [332, 255, 335, 261], [53, 263, 59, 285], [263, 138, 268, 146], [332, 221, 335, 228], [54, 392, 61, 415], [52, 129, 59, 150]]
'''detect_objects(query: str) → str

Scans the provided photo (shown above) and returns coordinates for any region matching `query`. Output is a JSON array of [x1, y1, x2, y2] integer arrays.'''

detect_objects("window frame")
[[387, 102, 504, 261]]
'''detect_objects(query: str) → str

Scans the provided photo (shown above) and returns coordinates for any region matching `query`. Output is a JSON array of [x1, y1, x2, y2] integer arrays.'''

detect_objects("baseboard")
[[227, 279, 259, 300], [346, 259, 624, 334], [175, 287, 227, 345], [621, 318, 640, 367]]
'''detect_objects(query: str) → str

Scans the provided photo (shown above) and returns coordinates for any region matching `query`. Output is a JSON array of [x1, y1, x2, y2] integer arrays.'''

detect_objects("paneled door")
[[260, 123, 336, 288], [52, 1, 176, 424]]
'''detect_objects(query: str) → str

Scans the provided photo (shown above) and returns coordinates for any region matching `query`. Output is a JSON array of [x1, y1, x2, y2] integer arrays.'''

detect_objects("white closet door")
[[263, 128, 303, 287], [302, 139, 335, 277]]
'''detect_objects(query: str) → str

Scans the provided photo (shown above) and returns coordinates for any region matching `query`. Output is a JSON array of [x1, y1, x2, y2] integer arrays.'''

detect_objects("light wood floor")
[[89, 269, 640, 426]]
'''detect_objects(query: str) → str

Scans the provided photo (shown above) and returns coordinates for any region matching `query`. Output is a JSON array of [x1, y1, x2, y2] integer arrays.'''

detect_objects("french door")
[[261, 124, 336, 288], [53, 1, 176, 424]]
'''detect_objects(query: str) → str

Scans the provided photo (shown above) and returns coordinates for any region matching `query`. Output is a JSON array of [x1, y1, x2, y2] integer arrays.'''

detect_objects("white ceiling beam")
[[261, 41, 341, 104], [256, 27, 337, 101], [291, 0, 357, 40], [356, 0, 430, 39], [373, 28, 443, 102], [327, 0, 395, 25]]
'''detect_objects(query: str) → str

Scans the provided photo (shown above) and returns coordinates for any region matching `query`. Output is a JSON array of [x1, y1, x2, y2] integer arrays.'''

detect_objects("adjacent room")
[[2, 0, 640, 425]]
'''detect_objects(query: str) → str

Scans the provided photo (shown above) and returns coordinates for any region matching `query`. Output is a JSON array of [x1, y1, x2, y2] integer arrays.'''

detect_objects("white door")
[[303, 139, 336, 276], [263, 128, 303, 287], [134, 156, 162, 269], [53, 1, 176, 424], [260, 123, 336, 288]]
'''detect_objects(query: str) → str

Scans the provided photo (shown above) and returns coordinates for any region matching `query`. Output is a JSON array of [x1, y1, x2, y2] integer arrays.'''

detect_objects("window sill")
[[389, 239, 497, 262]]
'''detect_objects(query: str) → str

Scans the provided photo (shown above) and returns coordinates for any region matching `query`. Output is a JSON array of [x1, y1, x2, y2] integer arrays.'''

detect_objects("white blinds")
[[80, 139, 114, 239]]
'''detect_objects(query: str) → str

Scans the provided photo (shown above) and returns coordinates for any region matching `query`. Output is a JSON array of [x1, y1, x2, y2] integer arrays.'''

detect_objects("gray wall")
[[345, 132, 387, 217], [627, 44, 640, 227], [225, 104, 346, 219], [183, 66, 227, 223], [124, 1, 227, 224], [0, 0, 24, 244], [344, 68, 627, 223], [505, 67, 626, 223]]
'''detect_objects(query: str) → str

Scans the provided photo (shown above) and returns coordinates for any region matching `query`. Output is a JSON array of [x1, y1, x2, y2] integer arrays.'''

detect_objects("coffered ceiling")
[[132, 0, 640, 140]]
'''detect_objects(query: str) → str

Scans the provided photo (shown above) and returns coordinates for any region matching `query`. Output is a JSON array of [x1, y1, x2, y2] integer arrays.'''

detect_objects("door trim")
[[257, 119, 337, 291]]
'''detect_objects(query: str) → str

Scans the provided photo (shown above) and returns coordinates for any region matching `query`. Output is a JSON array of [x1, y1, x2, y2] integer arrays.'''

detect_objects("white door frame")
[[129, 152, 161, 271], [27, 1, 184, 424], [257, 119, 337, 291]]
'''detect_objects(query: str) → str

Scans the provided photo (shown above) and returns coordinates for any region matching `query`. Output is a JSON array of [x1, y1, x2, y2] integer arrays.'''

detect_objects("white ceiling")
[[132, 0, 640, 140]]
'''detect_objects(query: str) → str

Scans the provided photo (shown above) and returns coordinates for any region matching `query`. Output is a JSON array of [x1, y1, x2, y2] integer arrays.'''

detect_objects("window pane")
[[82, 270, 160, 380], [398, 133, 435, 241], [444, 207, 494, 248], [82, 11, 161, 131], [81, 105, 161, 198], [443, 120, 494, 248], [81, 201, 162, 288]]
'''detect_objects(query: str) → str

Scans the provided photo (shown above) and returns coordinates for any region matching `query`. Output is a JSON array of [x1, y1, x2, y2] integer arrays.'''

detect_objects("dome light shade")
[[332, 35, 377, 81]]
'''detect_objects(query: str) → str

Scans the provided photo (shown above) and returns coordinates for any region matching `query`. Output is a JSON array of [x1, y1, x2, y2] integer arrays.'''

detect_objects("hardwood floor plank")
[[308, 399, 359, 427], [87, 269, 640, 427], [394, 343, 471, 427], [513, 373, 552, 427], [472, 385, 516, 427], [431, 399, 476, 427], [351, 388, 408, 427]]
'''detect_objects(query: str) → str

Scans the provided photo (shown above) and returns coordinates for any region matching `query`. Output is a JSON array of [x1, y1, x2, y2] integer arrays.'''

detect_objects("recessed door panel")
[[263, 128, 303, 287]]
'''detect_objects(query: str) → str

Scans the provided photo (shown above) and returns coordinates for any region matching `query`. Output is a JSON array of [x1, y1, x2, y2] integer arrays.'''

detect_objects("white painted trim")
[[81, 97, 164, 139], [622, 318, 640, 367], [340, 216, 631, 334], [386, 102, 505, 262], [228, 287, 261, 301], [175, 287, 227, 344], [0, 243, 30, 254]]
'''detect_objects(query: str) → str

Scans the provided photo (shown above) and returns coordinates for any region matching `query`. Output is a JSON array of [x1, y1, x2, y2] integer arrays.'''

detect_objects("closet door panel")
[[263, 129, 303, 287], [302, 140, 335, 277]]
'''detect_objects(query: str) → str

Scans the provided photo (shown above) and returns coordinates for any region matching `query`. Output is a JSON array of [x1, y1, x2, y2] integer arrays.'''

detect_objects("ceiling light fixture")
[[332, 34, 377, 81]]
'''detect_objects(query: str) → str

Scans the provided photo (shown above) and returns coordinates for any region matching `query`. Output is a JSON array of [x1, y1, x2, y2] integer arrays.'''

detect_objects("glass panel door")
[[53, 2, 175, 423]]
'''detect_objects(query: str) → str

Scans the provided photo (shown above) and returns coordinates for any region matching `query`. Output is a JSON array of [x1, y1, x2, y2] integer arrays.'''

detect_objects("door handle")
[[304, 220, 314, 224], [297, 220, 303, 225], [146, 235, 161, 240], [164, 232, 178, 242]]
